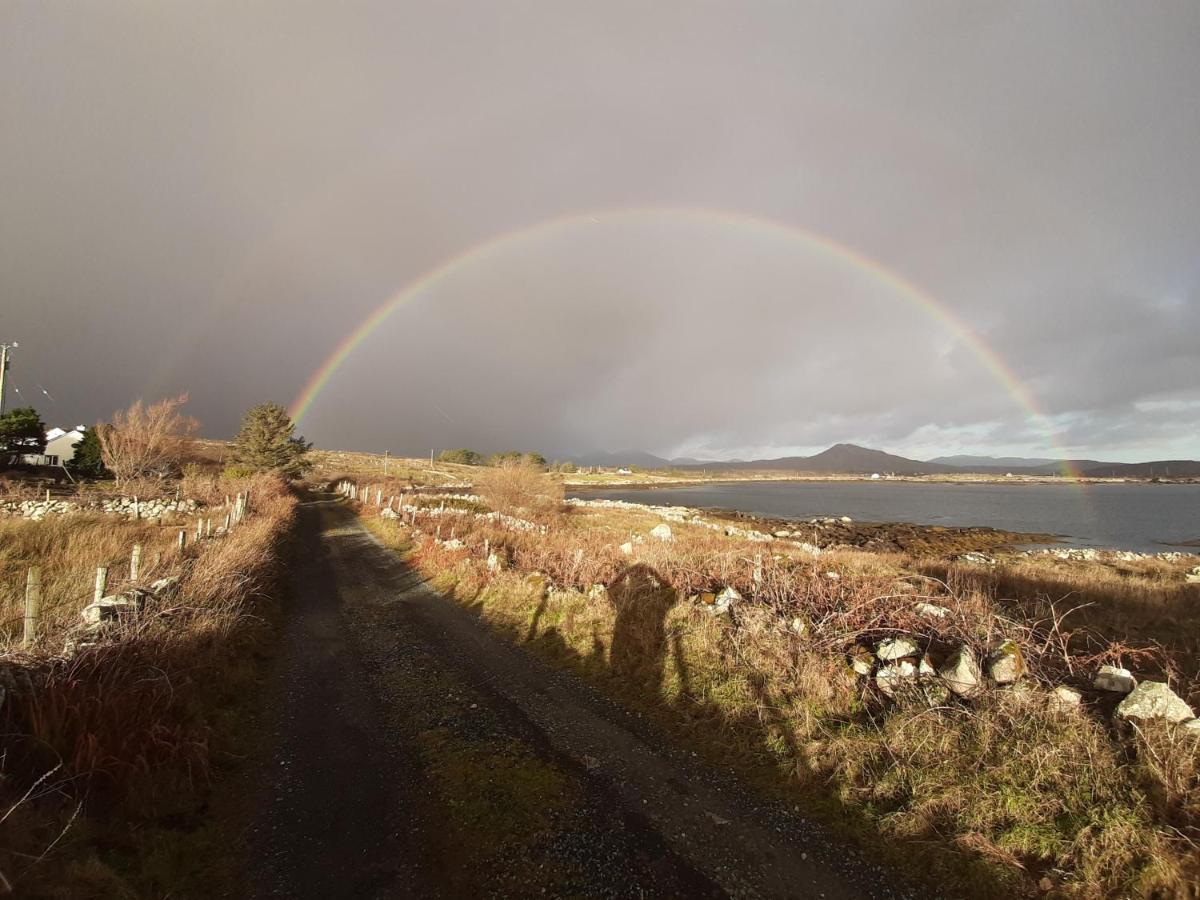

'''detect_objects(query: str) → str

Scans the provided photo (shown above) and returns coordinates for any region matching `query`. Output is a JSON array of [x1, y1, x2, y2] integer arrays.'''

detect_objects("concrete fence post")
[[23, 567, 41, 647], [131, 543, 143, 582], [94, 566, 108, 603], [133, 495, 140, 520], [178, 529, 187, 551], [753, 554, 763, 590]]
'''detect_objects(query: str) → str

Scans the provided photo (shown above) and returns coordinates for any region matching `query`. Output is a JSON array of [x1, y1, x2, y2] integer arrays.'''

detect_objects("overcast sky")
[[3, 2, 1198, 462]]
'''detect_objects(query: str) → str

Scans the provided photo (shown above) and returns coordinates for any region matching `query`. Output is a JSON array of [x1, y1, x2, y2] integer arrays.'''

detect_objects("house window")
[[46, 455, 58, 466]]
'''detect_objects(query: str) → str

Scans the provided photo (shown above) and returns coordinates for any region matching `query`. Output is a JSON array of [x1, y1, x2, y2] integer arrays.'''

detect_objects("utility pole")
[[0, 342, 16, 416]]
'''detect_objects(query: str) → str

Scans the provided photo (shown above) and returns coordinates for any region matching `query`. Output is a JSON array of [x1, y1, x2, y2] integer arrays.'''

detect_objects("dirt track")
[[247, 497, 915, 899]]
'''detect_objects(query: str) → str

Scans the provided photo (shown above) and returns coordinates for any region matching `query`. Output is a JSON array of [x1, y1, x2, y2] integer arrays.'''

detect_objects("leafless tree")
[[97, 395, 198, 485]]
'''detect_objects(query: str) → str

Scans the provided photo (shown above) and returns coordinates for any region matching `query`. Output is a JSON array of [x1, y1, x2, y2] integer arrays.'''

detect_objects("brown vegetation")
[[96, 395, 198, 485], [354, 491, 1200, 898], [0, 471, 296, 896], [476, 459, 563, 520]]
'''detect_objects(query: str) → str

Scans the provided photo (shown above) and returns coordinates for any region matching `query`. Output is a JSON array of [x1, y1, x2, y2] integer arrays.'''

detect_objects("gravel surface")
[[248, 497, 922, 899]]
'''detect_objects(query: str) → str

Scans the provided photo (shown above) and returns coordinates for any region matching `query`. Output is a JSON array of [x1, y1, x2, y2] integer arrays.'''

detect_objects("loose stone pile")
[[840, 633, 1199, 730]]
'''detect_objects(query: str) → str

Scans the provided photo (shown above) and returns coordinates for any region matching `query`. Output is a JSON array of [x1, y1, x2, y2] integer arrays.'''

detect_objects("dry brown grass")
[[476, 460, 563, 520], [0, 472, 297, 896], [97, 395, 198, 486], [357, 493, 1200, 898]]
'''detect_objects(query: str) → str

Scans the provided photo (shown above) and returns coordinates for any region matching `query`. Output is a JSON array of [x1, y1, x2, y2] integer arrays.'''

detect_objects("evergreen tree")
[[231, 403, 311, 475], [0, 407, 46, 457], [438, 448, 484, 466], [68, 426, 109, 476]]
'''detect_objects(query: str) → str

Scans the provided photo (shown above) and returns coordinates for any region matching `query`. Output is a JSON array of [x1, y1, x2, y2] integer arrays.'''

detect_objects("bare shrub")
[[477, 459, 563, 520], [97, 395, 198, 486]]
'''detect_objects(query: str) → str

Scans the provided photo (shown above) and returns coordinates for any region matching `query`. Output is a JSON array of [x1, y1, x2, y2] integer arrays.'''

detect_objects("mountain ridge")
[[567, 444, 1200, 477]]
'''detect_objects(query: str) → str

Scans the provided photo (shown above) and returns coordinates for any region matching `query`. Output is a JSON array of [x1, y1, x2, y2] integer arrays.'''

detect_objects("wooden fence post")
[[130, 543, 143, 582], [224, 513, 231, 532], [753, 554, 763, 590], [94, 566, 108, 603], [23, 567, 41, 647], [133, 495, 139, 520], [195, 517, 204, 541]]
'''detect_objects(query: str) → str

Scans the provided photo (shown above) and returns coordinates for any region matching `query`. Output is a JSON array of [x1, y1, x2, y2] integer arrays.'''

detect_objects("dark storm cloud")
[[3, 2, 1198, 461]]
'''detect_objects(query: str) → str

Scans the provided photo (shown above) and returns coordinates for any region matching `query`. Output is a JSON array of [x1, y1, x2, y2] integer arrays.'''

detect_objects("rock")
[[649, 523, 673, 542], [1094, 665, 1137, 694], [1050, 685, 1083, 709], [442, 538, 465, 550], [875, 659, 918, 697], [1182, 719, 1200, 734], [840, 516, 852, 523], [619, 542, 634, 555], [150, 576, 181, 601], [774, 530, 792, 538], [876, 636, 920, 661], [1186, 573, 1200, 584], [988, 640, 1026, 684], [381, 507, 400, 519], [1116, 681, 1195, 724], [486, 552, 504, 572], [939, 646, 983, 697], [823, 571, 841, 581], [915, 602, 950, 619], [587, 584, 607, 601], [789, 617, 807, 635], [81, 595, 140, 625], [959, 552, 996, 565], [848, 645, 874, 675], [699, 586, 740, 616]]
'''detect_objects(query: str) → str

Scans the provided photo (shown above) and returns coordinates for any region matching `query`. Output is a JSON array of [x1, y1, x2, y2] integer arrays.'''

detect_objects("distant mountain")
[[1078, 460, 1200, 478], [929, 454, 1058, 468], [569, 450, 677, 468], [567, 443, 1200, 478], [697, 443, 960, 475]]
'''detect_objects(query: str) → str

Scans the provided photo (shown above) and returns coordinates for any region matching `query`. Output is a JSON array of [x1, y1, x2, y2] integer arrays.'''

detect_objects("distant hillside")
[[570, 450, 677, 469], [567, 443, 1200, 478], [1078, 460, 1200, 478], [930, 454, 1058, 468], [697, 443, 960, 475]]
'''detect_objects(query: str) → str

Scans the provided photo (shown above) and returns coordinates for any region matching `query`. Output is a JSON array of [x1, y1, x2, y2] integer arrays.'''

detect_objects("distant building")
[[870, 472, 881, 479], [616, 467, 633, 475], [21, 426, 87, 466]]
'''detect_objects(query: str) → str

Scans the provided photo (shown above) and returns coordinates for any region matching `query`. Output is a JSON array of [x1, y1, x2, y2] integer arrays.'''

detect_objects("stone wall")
[[0, 496, 200, 521]]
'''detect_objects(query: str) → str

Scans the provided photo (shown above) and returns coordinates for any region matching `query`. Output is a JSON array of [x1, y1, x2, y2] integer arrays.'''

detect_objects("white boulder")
[[1050, 685, 1083, 709], [988, 640, 1026, 684], [649, 523, 673, 542], [876, 636, 920, 661], [1116, 681, 1195, 724], [875, 659, 918, 697], [938, 646, 983, 698], [1094, 665, 1137, 694]]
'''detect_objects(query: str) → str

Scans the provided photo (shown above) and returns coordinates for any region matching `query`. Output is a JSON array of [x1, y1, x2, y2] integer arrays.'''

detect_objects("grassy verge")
[[351, 482, 1199, 899], [0, 472, 297, 897]]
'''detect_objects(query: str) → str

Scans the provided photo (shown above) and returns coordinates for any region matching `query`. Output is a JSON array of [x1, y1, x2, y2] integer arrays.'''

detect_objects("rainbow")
[[290, 207, 1082, 478]]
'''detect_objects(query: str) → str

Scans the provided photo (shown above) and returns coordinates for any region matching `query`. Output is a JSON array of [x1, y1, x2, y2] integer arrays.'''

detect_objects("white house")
[[21, 426, 87, 466]]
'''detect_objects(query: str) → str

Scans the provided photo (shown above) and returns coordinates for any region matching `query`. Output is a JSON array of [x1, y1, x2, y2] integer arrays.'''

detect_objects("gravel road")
[[248, 497, 918, 899]]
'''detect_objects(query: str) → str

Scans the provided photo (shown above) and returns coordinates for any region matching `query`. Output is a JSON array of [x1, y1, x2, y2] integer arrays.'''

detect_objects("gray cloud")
[[3, 2, 1198, 462]]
